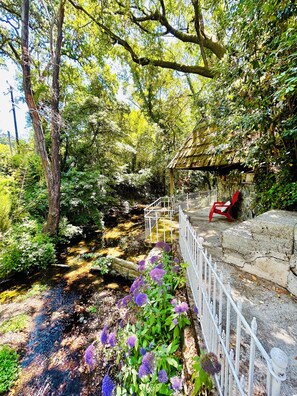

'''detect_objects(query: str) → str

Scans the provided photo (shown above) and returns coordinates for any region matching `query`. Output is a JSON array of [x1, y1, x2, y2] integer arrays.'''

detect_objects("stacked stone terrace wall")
[[222, 210, 297, 296]]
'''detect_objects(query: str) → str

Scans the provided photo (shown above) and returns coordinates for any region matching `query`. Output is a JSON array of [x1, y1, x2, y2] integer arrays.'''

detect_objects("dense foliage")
[[0, 345, 20, 393], [207, 0, 297, 212]]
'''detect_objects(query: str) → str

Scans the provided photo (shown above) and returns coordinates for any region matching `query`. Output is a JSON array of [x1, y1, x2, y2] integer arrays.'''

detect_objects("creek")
[[0, 206, 149, 395]]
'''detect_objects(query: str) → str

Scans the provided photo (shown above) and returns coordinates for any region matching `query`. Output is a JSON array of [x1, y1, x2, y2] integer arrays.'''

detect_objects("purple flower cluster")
[[138, 352, 155, 378], [84, 343, 96, 371], [101, 325, 108, 344], [155, 241, 171, 252], [150, 268, 166, 285], [130, 276, 145, 295], [138, 260, 146, 271], [158, 369, 168, 383], [134, 292, 148, 307], [127, 335, 137, 348], [117, 294, 132, 308], [172, 265, 180, 273], [150, 255, 160, 264], [102, 373, 115, 396], [174, 302, 188, 314], [100, 326, 117, 347], [108, 332, 116, 347], [171, 376, 182, 391], [200, 352, 221, 375]]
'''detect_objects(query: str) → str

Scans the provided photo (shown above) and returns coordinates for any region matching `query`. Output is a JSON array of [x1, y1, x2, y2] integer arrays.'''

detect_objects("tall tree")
[[21, 0, 65, 234]]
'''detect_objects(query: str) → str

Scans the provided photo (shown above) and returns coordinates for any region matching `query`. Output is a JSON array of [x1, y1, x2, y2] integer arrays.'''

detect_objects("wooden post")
[[169, 168, 174, 196]]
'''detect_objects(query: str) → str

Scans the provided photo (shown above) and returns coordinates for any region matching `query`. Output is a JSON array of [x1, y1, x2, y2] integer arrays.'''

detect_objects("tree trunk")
[[21, 0, 64, 236], [43, 1, 64, 234]]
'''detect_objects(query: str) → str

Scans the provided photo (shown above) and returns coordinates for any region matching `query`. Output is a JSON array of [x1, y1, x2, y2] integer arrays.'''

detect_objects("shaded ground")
[[0, 208, 149, 396]]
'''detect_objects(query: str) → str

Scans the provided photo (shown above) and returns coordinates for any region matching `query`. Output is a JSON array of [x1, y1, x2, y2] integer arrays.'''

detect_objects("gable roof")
[[168, 122, 244, 172]]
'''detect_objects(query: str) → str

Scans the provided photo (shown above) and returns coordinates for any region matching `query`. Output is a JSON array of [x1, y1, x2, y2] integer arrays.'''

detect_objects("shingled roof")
[[168, 122, 244, 172]]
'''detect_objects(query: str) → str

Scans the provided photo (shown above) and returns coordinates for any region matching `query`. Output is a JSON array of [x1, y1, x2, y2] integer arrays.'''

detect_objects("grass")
[[0, 345, 20, 393], [0, 314, 29, 333]]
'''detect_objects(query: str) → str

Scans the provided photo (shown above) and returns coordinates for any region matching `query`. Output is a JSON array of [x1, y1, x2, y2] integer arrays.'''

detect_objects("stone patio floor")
[[184, 206, 297, 396]]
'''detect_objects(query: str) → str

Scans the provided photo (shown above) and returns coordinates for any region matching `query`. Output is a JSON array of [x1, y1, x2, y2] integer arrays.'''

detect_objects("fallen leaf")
[[251, 275, 257, 281], [275, 288, 289, 295]]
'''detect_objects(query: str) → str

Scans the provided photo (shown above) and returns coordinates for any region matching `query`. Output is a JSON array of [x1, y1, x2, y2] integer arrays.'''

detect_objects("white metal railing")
[[144, 190, 217, 243], [179, 206, 288, 396], [144, 196, 176, 243]]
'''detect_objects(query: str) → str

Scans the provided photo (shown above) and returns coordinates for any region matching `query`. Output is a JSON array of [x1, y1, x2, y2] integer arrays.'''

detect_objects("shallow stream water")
[[0, 208, 149, 395]]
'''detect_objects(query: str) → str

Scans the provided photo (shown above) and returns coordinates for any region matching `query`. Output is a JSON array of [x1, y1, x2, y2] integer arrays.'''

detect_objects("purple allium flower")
[[171, 376, 182, 391], [84, 343, 95, 371], [193, 305, 199, 314], [117, 294, 132, 308], [155, 262, 164, 269], [138, 260, 146, 271], [163, 243, 171, 252], [200, 352, 221, 375], [142, 352, 155, 372], [134, 292, 148, 307], [102, 373, 115, 396], [150, 268, 166, 285], [108, 332, 116, 347], [155, 241, 166, 249], [127, 335, 137, 348], [172, 318, 178, 326], [173, 257, 180, 263], [150, 255, 159, 264], [158, 369, 168, 383], [138, 352, 155, 378], [171, 298, 177, 306], [140, 347, 146, 356], [130, 276, 145, 295], [138, 363, 150, 378], [172, 265, 180, 273], [101, 325, 108, 344], [174, 302, 189, 314]]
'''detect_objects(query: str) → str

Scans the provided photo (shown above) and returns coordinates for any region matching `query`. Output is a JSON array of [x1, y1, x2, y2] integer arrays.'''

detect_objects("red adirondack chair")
[[209, 190, 240, 222]]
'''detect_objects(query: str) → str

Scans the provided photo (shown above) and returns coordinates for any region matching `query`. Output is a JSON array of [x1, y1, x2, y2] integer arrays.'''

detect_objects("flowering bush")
[[85, 242, 190, 395], [0, 219, 55, 279]]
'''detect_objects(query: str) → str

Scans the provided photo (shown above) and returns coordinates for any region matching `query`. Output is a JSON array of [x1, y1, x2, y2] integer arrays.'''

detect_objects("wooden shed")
[[168, 122, 248, 194]]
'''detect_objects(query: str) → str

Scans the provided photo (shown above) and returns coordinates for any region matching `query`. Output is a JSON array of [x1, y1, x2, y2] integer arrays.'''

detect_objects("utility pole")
[[7, 83, 19, 146]]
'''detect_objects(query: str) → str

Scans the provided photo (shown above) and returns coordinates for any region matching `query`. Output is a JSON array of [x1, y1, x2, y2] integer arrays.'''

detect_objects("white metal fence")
[[144, 190, 217, 243], [144, 196, 176, 243], [179, 207, 288, 396]]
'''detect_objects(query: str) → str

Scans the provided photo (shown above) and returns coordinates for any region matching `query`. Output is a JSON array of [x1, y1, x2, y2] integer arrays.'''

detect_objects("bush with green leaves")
[[0, 345, 20, 393], [92, 256, 113, 275], [85, 242, 192, 395], [60, 168, 116, 228], [0, 219, 55, 279]]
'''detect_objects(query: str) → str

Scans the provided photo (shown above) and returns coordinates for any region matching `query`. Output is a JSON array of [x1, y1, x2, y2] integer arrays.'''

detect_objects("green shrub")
[[0, 345, 20, 393], [0, 191, 11, 232], [92, 256, 113, 275], [0, 219, 56, 279]]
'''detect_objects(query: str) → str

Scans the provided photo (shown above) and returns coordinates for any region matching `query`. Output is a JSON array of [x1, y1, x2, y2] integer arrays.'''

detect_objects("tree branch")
[[67, 0, 214, 78]]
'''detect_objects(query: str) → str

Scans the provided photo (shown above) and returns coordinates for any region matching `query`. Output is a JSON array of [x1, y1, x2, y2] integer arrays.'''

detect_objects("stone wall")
[[222, 210, 297, 296]]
